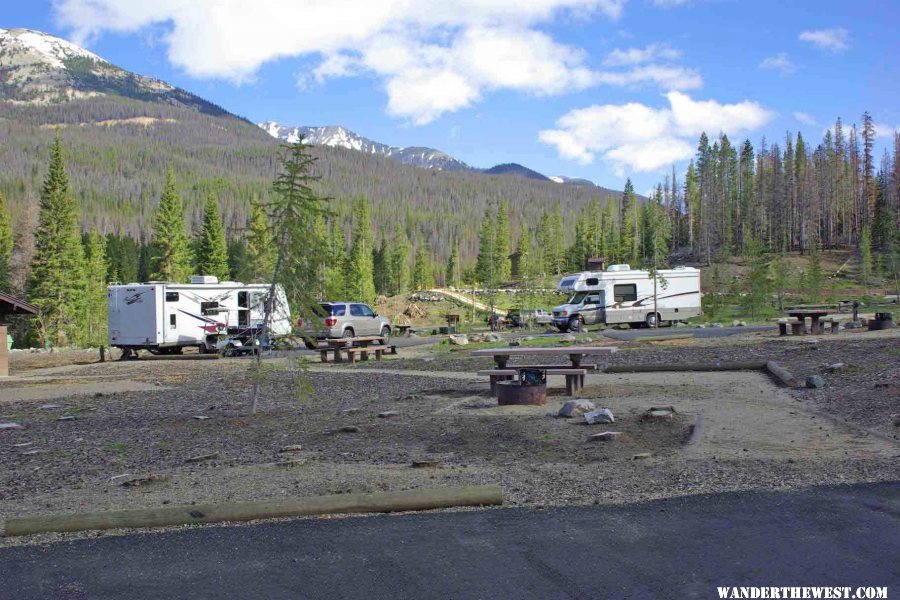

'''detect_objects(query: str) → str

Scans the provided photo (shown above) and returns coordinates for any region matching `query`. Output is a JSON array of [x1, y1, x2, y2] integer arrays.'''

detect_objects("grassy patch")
[[104, 442, 128, 455]]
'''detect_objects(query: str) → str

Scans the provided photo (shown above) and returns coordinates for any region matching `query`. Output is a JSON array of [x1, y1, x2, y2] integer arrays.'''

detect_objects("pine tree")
[[390, 228, 412, 295], [245, 196, 276, 282], [0, 190, 12, 292], [346, 197, 376, 304], [412, 244, 434, 290], [83, 231, 108, 346], [495, 201, 511, 282], [803, 240, 824, 302], [27, 134, 87, 347], [373, 237, 390, 295], [620, 178, 640, 265], [324, 220, 347, 299], [859, 226, 873, 296], [475, 208, 496, 285], [601, 195, 619, 264], [741, 235, 771, 320], [227, 238, 250, 281], [195, 195, 230, 280], [150, 169, 192, 282], [446, 244, 460, 288], [770, 250, 791, 313]]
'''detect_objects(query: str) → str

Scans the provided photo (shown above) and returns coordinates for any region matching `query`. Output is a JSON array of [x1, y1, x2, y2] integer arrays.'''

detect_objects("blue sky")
[[6, 0, 899, 192]]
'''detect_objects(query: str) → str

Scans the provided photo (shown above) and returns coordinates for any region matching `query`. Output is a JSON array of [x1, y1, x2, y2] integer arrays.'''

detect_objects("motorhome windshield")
[[568, 292, 589, 304]]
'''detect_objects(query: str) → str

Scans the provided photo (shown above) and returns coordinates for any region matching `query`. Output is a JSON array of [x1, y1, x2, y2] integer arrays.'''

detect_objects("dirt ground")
[[1, 327, 898, 547]]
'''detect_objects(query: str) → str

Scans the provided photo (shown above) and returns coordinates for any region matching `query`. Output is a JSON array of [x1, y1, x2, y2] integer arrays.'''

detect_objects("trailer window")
[[614, 284, 637, 303], [169, 314, 176, 328], [165, 292, 179, 302], [201, 301, 220, 316]]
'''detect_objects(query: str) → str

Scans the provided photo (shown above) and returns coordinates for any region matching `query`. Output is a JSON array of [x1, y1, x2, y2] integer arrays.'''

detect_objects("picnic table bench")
[[785, 309, 836, 335], [319, 336, 398, 363], [471, 346, 617, 397]]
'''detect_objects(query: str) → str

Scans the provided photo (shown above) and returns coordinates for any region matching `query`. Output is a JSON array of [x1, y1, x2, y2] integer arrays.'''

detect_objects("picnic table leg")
[[333, 348, 342, 363], [810, 316, 821, 335], [569, 354, 583, 368], [565, 375, 574, 396], [320, 349, 328, 363], [494, 356, 508, 369], [361, 350, 369, 361]]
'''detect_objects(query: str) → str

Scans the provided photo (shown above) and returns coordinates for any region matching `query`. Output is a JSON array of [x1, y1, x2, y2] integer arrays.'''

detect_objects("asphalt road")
[[2, 483, 897, 599], [600, 325, 773, 341]]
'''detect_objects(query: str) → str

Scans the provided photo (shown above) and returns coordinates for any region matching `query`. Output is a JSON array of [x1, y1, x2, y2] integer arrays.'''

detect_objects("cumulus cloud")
[[793, 111, 817, 126], [799, 28, 850, 52], [759, 53, 797, 76], [538, 91, 773, 174], [873, 123, 899, 139], [53, 0, 630, 124], [603, 43, 680, 67]]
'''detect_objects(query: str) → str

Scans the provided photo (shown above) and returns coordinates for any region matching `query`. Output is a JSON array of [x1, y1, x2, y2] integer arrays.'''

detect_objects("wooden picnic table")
[[786, 309, 832, 335], [321, 336, 394, 363], [325, 336, 386, 348], [470, 346, 618, 369]]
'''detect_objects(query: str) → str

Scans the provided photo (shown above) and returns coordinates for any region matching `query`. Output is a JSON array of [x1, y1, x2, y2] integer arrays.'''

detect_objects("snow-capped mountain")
[[258, 122, 470, 171], [0, 28, 229, 116], [549, 175, 596, 187]]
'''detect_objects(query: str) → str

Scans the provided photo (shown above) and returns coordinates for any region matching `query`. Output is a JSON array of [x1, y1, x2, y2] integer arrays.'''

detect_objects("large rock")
[[584, 408, 615, 424], [825, 362, 845, 372], [558, 399, 596, 418], [468, 333, 485, 343], [448, 334, 469, 346], [559, 334, 577, 344], [806, 375, 826, 389], [484, 333, 502, 342]]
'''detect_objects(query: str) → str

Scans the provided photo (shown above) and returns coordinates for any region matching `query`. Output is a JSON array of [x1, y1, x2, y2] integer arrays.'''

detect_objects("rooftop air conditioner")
[[606, 264, 631, 272], [190, 275, 219, 284]]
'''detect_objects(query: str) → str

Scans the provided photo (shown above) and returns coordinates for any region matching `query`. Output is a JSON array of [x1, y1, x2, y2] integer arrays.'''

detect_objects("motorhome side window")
[[200, 301, 219, 316], [614, 284, 637, 303], [165, 292, 179, 302]]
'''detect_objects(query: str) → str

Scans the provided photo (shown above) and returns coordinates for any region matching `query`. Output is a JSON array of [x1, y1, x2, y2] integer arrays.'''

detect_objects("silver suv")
[[300, 302, 392, 347]]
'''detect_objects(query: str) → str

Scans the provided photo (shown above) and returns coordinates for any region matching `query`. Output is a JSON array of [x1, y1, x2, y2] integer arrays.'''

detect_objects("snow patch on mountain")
[[258, 122, 469, 171], [0, 28, 105, 69]]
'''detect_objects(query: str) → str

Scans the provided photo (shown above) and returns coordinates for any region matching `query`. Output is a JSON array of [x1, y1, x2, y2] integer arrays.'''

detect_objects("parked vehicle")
[[298, 301, 391, 347], [107, 276, 292, 355], [552, 264, 701, 331]]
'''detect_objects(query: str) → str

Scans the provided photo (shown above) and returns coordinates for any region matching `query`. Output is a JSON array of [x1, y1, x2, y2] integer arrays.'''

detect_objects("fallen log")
[[765, 361, 801, 387], [3, 485, 503, 537], [604, 362, 766, 373]]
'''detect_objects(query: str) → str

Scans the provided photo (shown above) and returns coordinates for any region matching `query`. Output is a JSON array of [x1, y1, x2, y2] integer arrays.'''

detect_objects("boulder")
[[844, 321, 862, 329], [558, 399, 596, 418], [805, 375, 826, 389], [731, 320, 747, 327], [825, 362, 845, 372], [710, 322, 724, 328], [559, 334, 577, 344], [522, 336, 535, 342], [469, 333, 485, 343], [584, 408, 615, 424], [484, 332, 502, 342], [448, 334, 469, 346], [588, 431, 621, 442], [696, 324, 706, 329], [508, 340, 521, 347]]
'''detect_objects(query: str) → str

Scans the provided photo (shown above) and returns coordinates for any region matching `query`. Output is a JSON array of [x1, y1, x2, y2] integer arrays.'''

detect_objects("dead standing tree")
[[251, 139, 330, 414]]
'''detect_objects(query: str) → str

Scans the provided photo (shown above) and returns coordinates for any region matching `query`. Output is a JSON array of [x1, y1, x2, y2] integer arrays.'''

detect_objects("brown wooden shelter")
[[0, 291, 39, 376]]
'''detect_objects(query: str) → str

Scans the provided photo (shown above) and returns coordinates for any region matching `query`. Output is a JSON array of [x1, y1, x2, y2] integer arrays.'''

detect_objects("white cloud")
[[799, 28, 850, 52], [873, 123, 899, 139], [595, 64, 702, 90], [539, 91, 773, 174], [603, 43, 680, 67], [759, 53, 797, 76], [793, 111, 817, 126], [53, 0, 630, 124]]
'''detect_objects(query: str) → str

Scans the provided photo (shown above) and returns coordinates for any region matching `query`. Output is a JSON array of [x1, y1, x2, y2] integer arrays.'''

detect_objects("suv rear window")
[[319, 303, 346, 316]]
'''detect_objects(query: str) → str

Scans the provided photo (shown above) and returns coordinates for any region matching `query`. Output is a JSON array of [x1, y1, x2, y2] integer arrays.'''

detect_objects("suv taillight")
[[325, 317, 337, 327]]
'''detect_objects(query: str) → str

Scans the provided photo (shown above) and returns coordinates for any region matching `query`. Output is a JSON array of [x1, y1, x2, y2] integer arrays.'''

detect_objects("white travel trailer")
[[552, 264, 701, 331], [107, 276, 292, 355]]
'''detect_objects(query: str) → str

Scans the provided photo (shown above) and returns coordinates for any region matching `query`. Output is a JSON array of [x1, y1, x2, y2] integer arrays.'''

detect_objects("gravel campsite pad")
[[1, 328, 898, 547]]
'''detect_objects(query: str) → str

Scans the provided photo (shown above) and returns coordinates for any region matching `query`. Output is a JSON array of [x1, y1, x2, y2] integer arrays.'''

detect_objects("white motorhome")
[[107, 276, 292, 355], [552, 264, 701, 331]]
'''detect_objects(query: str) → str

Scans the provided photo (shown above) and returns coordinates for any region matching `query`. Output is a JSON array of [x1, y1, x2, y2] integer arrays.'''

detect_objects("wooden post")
[[0, 324, 8, 377], [4, 485, 503, 537], [99, 346, 106, 363]]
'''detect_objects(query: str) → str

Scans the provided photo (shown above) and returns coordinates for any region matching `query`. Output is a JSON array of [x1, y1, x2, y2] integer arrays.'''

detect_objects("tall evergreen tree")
[[0, 190, 12, 292], [475, 208, 496, 285], [494, 201, 511, 282], [859, 226, 873, 295], [390, 228, 412, 295], [27, 134, 87, 347], [195, 195, 230, 280], [373, 236, 390, 295], [324, 220, 348, 299], [803, 240, 824, 302], [345, 197, 376, 303], [245, 196, 276, 282], [446, 243, 460, 288], [741, 235, 771, 320], [601, 195, 619, 264], [620, 178, 640, 265], [150, 169, 192, 282], [412, 244, 434, 291], [83, 231, 108, 347]]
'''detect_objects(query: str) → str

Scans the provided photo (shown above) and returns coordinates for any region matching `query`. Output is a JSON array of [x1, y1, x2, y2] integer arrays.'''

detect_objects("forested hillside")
[[0, 96, 624, 284]]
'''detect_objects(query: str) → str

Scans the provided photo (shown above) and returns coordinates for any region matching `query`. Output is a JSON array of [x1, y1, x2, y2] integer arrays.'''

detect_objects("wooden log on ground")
[[604, 362, 766, 373], [139, 353, 220, 361], [3, 485, 503, 537], [765, 361, 801, 387]]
